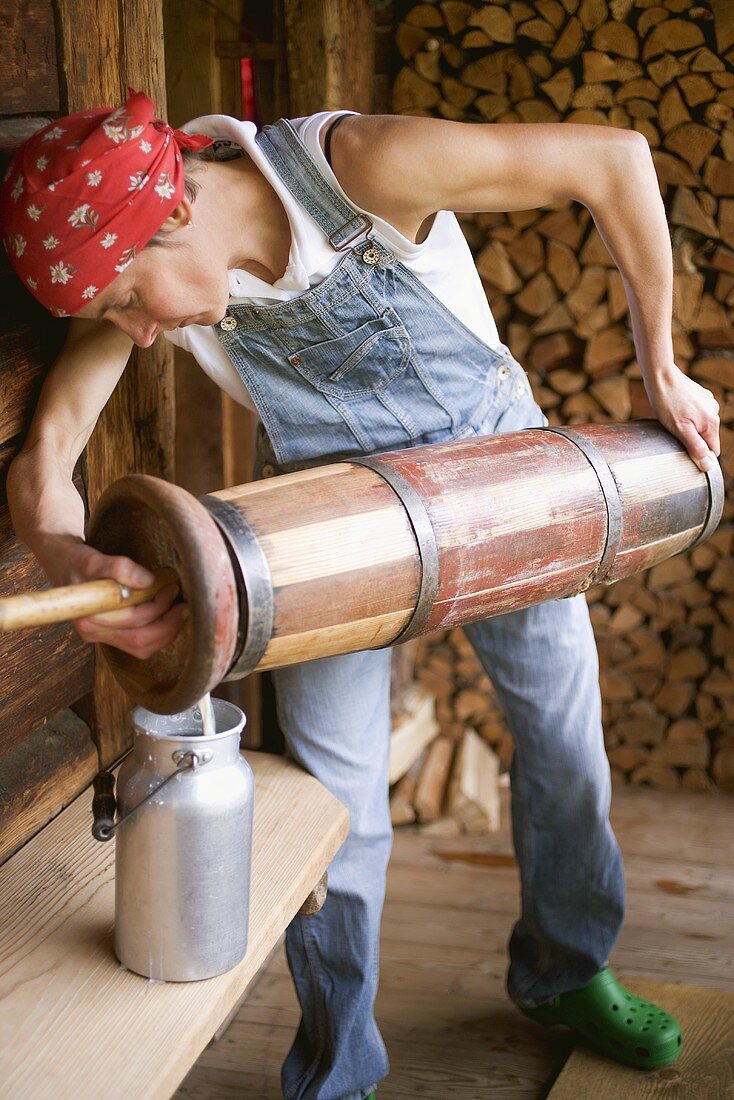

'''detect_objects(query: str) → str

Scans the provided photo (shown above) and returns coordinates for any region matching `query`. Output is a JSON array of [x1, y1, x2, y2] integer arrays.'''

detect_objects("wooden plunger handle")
[[0, 567, 179, 631]]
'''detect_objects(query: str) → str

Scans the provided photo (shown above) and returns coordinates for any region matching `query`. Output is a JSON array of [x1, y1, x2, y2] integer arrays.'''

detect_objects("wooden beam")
[[0, 710, 97, 865], [215, 40, 284, 62], [164, 0, 239, 126], [283, 0, 376, 115], [0, 1, 60, 115], [55, 0, 175, 766], [164, 0, 264, 747]]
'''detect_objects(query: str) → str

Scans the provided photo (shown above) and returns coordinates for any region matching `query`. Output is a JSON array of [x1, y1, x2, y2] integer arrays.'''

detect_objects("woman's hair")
[[144, 149, 205, 249]]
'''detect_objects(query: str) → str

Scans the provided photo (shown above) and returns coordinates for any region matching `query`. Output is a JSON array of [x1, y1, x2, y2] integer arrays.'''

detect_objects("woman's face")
[[72, 235, 231, 346]]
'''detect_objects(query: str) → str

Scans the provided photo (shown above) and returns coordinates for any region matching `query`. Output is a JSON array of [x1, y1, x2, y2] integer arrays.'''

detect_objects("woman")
[[2, 90, 718, 1100]]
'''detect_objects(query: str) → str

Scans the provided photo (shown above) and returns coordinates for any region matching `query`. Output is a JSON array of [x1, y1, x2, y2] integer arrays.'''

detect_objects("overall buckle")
[[328, 214, 373, 251]]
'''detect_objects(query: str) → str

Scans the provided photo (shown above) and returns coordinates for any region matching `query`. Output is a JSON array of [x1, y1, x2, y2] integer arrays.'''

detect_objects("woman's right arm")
[[6, 318, 186, 657]]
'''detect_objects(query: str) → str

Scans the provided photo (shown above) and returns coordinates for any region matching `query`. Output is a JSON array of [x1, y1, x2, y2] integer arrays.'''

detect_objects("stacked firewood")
[[392, 0, 734, 791], [389, 640, 503, 832]]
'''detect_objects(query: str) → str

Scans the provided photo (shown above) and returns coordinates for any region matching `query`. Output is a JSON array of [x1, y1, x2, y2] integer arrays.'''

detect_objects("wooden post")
[[283, 0, 376, 115], [164, 0, 378, 744], [55, 0, 175, 766], [163, 0, 266, 746]]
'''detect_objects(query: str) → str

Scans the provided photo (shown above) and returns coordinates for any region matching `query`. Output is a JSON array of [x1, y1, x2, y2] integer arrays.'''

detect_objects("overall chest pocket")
[[286, 308, 412, 401]]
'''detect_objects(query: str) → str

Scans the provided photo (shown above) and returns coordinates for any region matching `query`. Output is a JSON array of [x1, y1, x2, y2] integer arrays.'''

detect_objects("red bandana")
[[0, 89, 214, 316]]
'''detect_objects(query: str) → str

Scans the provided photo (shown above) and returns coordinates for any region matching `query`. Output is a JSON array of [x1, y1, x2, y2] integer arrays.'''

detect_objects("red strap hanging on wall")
[[241, 58, 256, 123]]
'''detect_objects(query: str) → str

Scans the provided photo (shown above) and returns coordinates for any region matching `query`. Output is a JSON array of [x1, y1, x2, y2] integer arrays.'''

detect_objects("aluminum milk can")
[[101, 699, 254, 982]]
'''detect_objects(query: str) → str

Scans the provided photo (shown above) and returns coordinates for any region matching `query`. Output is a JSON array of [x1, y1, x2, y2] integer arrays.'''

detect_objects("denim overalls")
[[215, 119, 625, 1100]]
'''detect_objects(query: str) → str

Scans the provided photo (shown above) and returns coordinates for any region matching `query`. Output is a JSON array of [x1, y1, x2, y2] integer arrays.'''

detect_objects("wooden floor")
[[175, 785, 734, 1099], [548, 979, 734, 1098]]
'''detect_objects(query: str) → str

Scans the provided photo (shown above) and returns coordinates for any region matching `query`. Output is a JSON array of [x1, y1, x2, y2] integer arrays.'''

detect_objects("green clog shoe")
[[520, 967, 683, 1070]]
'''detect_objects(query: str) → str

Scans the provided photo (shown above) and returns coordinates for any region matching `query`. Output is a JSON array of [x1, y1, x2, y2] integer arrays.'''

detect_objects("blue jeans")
[[265, 386, 626, 1100]]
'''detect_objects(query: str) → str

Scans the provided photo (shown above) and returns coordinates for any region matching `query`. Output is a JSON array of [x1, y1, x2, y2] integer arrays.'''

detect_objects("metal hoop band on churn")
[[536, 425, 624, 589], [347, 455, 440, 644], [200, 496, 274, 678]]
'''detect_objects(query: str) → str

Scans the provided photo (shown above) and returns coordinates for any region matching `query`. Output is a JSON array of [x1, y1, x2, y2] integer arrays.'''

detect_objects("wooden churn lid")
[[87, 474, 240, 714]]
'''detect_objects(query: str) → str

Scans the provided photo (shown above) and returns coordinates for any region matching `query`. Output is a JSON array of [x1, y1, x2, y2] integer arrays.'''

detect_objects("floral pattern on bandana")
[[0, 89, 214, 315]]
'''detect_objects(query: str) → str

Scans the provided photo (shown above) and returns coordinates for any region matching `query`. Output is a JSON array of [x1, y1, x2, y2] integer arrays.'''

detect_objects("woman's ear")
[[158, 198, 194, 235]]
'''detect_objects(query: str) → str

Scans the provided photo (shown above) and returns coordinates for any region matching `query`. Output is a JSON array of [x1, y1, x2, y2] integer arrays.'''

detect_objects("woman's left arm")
[[334, 116, 720, 471]]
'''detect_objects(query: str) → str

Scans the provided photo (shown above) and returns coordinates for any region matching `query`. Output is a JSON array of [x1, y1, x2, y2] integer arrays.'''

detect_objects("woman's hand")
[[37, 535, 188, 659], [644, 366, 721, 472]]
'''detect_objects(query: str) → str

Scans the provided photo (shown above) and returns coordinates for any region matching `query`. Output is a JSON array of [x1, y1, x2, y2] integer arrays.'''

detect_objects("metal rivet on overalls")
[[261, 463, 276, 478], [498, 365, 511, 379], [362, 246, 381, 266], [289, 354, 302, 366], [219, 315, 237, 332]]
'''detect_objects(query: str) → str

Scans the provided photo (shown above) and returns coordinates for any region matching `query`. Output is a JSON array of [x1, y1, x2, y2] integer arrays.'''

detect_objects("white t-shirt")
[[164, 111, 502, 415]]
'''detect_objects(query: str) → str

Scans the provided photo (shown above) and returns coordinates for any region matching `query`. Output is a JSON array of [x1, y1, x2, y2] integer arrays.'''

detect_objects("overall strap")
[[255, 117, 373, 251]]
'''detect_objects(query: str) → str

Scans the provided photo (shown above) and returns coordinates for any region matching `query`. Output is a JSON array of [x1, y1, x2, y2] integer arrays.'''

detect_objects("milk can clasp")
[[91, 749, 211, 842], [172, 749, 211, 768]]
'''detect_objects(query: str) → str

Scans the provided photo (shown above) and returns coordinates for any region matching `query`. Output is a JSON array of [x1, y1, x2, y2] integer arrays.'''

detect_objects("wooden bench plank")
[[0, 751, 348, 1100], [547, 979, 734, 1099]]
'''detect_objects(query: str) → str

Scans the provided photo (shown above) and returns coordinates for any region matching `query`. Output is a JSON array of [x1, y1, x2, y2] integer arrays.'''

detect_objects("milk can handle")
[[91, 751, 206, 842], [91, 771, 117, 841]]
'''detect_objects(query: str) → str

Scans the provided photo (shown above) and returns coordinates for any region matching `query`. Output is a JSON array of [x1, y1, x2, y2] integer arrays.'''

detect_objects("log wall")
[[56, 0, 176, 768], [0, 90, 98, 857], [0, 0, 174, 861], [393, 0, 734, 792]]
